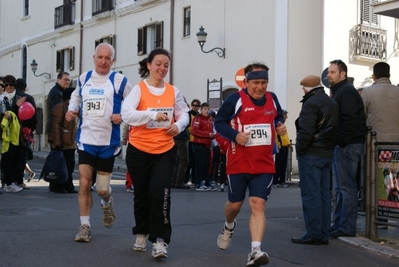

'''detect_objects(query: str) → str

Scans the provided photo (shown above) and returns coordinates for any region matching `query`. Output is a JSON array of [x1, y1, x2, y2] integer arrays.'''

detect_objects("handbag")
[[40, 150, 68, 184]]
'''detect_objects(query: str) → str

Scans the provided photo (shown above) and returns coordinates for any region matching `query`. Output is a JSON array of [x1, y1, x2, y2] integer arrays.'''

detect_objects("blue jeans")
[[298, 154, 333, 240], [332, 143, 364, 234]]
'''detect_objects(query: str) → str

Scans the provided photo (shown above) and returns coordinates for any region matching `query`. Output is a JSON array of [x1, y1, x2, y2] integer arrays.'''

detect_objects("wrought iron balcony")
[[54, 2, 74, 29], [350, 24, 387, 61], [92, 0, 114, 16]]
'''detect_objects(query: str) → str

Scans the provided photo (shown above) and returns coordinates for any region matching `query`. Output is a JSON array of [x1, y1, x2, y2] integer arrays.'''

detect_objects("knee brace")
[[96, 173, 112, 198]]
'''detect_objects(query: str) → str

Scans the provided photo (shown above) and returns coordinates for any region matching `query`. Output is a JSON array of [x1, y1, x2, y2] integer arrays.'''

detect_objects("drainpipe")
[[79, 0, 84, 75], [169, 0, 175, 84]]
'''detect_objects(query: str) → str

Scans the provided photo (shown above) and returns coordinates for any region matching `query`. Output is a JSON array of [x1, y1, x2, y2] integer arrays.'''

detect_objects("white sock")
[[101, 199, 110, 207], [225, 221, 235, 230], [80, 216, 90, 227], [251, 241, 262, 250]]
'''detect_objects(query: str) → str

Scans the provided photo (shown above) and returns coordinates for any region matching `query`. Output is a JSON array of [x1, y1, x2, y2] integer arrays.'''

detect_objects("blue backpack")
[[40, 150, 68, 184]]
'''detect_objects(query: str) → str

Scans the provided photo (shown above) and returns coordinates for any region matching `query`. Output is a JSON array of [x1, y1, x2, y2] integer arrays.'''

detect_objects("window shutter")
[[363, 0, 379, 25], [137, 28, 143, 55], [56, 50, 62, 72], [69, 46, 75, 71], [156, 21, 163, 48]]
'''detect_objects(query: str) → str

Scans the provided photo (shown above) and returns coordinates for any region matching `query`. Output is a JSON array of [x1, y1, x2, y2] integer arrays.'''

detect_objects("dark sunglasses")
[[192, 104, 199, 107], [4, 83, 12, 87], [0, 84, 5, 88]]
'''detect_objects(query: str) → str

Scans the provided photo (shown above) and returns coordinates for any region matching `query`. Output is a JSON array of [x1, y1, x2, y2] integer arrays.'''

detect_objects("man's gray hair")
[[95, 43, 115, 59]]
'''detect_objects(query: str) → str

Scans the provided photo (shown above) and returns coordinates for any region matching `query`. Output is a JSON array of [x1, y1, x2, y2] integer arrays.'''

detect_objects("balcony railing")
[[350, 24, 387, 61], [92, 0, 114, 16], [54, 2, 74, 29]]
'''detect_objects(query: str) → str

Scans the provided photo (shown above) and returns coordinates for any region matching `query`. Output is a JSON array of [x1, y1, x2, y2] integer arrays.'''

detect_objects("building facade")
[[1, 0, 398, 171]]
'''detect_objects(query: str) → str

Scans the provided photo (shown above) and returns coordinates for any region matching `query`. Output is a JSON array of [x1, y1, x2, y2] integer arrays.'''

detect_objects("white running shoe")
[[152, 241, 168, 258], [133, 234, 148, 251], [101, 197, 116, 227], [217, 220, 236, 250], [74, 224, 91, 242], [4, 183, 23, 193], [247, 247, 269, 266]]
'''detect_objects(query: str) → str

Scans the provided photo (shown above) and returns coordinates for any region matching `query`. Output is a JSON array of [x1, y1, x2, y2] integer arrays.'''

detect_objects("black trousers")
[[273, 146, 289, 184], [126, 144, 176, 244], [49, 148, 76, 192], [1, 144, 24, 186]]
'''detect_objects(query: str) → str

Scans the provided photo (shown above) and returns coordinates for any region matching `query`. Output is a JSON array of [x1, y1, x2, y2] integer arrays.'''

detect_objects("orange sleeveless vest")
[[129, 81, 175, 154]]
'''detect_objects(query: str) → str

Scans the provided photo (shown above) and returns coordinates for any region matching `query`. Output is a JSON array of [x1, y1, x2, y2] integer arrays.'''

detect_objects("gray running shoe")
[[217, 220, 236, 250], [152, 241, 168, 258], [247, 246, 269, 266], [74, 224, 91, 242], [133, 234, 148, 251], [4, 183, 23, 193], [102, 197, 116, 227]]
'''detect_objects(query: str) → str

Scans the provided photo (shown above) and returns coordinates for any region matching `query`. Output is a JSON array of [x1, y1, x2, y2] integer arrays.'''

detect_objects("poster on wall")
[[377, 148, 399, 220]]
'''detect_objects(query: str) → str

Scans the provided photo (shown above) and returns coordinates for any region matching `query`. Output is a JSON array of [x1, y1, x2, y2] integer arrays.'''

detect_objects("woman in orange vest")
[[121, 48, 189, 259]]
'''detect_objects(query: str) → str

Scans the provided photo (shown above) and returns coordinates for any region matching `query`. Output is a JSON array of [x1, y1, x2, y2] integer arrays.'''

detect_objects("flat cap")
[[300, 75, 321, 87]]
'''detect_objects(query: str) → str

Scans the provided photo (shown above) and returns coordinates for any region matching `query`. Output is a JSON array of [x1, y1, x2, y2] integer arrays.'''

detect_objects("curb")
[[339, 236, 399, 260]]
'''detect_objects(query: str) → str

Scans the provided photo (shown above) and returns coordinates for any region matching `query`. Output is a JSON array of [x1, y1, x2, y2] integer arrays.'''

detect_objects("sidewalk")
[[287, 176, 399, 260], [32, 151, 399, 260]]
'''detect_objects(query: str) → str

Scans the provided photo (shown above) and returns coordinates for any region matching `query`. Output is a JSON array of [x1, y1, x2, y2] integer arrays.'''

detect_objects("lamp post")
[[196, 26, 226, 58], [30, 59, 51, 79]]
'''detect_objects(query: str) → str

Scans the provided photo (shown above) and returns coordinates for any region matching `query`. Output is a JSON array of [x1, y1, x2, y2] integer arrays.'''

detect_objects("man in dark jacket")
[[328, 60, 367, 238], [46, 71, 70, 141], [292, 75, 339, 245], [46, 71, 70, 193]]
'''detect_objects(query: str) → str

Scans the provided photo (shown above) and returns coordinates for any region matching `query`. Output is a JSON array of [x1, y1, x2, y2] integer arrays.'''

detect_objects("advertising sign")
[[377, 148, 399, 220]]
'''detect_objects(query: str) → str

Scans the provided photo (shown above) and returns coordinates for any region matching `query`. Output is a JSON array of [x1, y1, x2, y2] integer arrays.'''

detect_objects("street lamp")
[[196, 26, 226, 58], [30, 59, 51, 79]]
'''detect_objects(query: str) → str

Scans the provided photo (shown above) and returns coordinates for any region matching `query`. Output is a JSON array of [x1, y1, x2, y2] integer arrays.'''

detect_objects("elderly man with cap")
[[291, 75, 339, 245], [214, 62, 286, 266]]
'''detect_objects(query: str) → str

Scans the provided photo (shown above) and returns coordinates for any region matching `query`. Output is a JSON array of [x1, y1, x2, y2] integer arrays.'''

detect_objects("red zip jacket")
[[192, 114, 214, 147]]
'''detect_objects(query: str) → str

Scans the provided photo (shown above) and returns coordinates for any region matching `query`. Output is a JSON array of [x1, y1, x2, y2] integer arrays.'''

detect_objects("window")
[[22, 46, 27, 80], [92, 0, 114, 16], [362, 0, 379, 25], [95, 35, 115, 47], [56, 47, 75, 73], [54, 1, 75, 29], [183, 7, 191, 37], [137, 22, 163, 55], [24, 0, 29, 16]]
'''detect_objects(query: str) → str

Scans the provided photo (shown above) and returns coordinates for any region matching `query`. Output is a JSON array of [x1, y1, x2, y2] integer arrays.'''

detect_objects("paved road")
[[1, 158, 398, 267]]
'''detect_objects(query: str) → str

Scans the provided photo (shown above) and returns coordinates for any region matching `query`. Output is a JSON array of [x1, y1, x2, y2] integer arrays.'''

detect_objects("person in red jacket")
[[192, 102, 216, 191]]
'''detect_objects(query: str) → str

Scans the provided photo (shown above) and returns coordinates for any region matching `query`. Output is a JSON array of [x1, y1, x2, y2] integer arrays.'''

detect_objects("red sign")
[[235, 68, 245, 88]]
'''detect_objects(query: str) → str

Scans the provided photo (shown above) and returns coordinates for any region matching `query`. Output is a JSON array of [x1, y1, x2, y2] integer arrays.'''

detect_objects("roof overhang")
[[373, 0, 399, 19]]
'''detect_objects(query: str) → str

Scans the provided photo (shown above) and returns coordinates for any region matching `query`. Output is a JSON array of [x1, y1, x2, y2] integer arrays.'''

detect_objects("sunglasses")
[[4, 83, 12, 87], [0, 84, 4, 88], [192, 104, 199, 107]]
